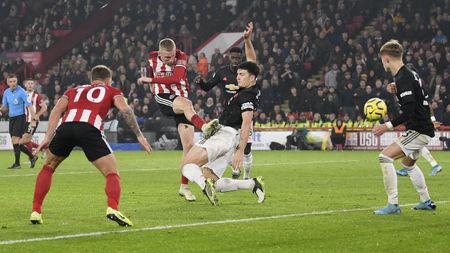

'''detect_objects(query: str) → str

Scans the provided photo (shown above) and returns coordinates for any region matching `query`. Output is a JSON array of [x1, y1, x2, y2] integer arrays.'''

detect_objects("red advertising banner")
[[5, 52, 43, 68]]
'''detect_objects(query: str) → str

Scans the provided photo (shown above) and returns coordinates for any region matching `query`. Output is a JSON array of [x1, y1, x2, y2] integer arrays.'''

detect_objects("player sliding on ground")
[[372, 40, 436, 215], [195, 22, 257, 180], [30, 65, 152, 226], [181, 61, 264, 205]]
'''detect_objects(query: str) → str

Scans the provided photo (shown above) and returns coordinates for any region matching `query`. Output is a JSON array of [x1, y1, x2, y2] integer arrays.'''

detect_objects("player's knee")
[[45, 158, 59, 169], [378, 153, 393, 164], [401, 156, 415, 167], [244, 143, 252, 155], [176, 97, 191, 108]]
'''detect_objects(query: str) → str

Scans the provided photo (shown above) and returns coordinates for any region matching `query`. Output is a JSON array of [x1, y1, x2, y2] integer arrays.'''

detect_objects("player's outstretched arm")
[[372, 102, 415, 136], [243, 22, 256, 62], [114, 96, 152, 154], [232, 111, 253, 171], [34, 97, 68, 155], [194, 71, 222, 91]]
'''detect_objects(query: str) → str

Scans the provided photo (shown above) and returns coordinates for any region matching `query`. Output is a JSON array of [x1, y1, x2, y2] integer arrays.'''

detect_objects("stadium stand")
[[0, 0, 449, 133]]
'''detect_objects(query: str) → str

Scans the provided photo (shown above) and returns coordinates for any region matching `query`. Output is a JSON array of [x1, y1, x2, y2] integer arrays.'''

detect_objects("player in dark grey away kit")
[[181, 61, 264, 206], [195, 22, 256, 180], [372, 40, 436, 215]]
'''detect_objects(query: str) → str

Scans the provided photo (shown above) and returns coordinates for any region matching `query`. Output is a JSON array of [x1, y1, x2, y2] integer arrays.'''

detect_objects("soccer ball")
[[364, 98, 387, 121]]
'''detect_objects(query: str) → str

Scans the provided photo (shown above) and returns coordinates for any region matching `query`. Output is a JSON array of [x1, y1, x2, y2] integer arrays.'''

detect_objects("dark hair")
[[238, 61, 260, 77], [91, 65, 112, 81], [229, 47, 243, 54]]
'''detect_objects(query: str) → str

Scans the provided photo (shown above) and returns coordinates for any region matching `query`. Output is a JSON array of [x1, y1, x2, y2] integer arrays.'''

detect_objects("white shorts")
[[395, 130, 431, 160], [196, 126, 240, 178]]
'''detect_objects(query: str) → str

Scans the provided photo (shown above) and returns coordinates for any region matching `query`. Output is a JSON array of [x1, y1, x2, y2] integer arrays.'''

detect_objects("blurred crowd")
[[0, 0, 100, 52], [1, 0, 449, 129]]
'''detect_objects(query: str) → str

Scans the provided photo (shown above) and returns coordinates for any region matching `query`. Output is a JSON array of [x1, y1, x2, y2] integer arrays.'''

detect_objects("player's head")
[[6, 73, 18, 89], [91, 65, 112, 85], [379, 39, 403, 72], [158, 38, 176, 65], [229, 47, 243, 68], [237, 61, 259, 88], [24, 79, 35, 92]]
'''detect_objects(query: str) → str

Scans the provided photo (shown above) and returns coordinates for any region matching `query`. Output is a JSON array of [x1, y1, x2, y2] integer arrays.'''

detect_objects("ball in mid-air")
[[364, 98, 387, 121]]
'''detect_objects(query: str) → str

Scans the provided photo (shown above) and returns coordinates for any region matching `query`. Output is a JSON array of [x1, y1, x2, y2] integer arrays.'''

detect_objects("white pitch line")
[[2, 200, 449, 246], [0, 160, 359, 178]]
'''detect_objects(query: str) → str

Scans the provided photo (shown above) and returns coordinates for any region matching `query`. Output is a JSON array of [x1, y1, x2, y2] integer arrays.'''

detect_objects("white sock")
[[404, 163, 431, 202], [215, 178, 255, 192], [182, 163, 205, 190], [379, 154, 398, 204], [243, 153, 253, 179], [421, 147, 438, 167]]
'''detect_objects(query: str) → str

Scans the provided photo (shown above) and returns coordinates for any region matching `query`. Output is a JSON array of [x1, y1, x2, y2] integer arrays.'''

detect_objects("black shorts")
[[154, 94, 192, 126], [49, 122, 112, 161], [9, 115, 26, 137], [24, 121, 39, 135]]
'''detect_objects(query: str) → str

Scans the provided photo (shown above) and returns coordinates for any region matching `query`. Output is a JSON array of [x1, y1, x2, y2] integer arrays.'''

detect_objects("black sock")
[[19, 144, 33, 159], [13, 144, 20, 165]]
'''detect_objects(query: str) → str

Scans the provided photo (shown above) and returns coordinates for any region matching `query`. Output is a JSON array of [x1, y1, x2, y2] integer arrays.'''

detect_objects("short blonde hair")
[[379, 39, 403, 58], [159, 38, 176, 51]]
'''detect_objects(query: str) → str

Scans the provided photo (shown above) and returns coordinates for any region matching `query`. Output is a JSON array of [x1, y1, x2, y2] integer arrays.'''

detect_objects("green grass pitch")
[[0, 150, 449, 252]]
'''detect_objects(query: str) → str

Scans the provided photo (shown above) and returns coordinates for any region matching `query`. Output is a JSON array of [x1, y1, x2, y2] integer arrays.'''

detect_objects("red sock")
[[31, 142, 39, 149], [25, 142, 33, 152], [190, 114, 206, 130], [181, 175, 189, 184], [32, 165, 55, 213], [105, 173, 121, 210]]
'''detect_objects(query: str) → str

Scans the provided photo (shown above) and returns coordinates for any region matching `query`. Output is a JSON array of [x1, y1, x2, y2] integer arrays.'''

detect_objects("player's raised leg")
[[172, 96, 220, 139]]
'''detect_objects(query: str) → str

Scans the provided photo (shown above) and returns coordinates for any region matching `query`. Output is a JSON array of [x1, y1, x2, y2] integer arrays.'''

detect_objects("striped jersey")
[[147, 49, 189, 97], [60, 83, 123, 130], [25, 91, 43, 122]]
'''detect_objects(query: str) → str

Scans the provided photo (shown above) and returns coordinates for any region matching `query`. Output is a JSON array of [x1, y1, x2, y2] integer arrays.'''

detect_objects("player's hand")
[[137, 134, 152, 154], [243, 22, 253, 40], [193, 75, 204, 85], [232, 150, 244, 171], [33, 135, 51, 156], [372, 124, 388, 137], [137, 77, 152, 85], [30, 120, 37, 127], [387, 82, 397, 94], [433, 121, 441, 130]]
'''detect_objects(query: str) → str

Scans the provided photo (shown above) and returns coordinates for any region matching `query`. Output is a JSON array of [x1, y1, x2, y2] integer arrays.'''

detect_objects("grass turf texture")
[[0, 150, 449, 252]]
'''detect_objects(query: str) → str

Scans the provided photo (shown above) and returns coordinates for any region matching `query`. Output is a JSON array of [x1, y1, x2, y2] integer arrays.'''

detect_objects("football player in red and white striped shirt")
[[138, 38, 220, 202], [21, 79, 47, 165], [30, 65, 152, 226]]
